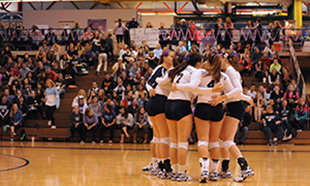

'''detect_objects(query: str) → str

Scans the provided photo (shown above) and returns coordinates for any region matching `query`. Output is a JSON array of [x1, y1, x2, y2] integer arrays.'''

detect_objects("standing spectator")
[[291, 98, 308, 131], [224, 17, 234, 49], [81, 108, 98, 145], [69, 105, 84, 142], [283, 84, 300, 110], [9, 103, 23, 142], [127, 17, 139, 30], [96, 38, 109, 76], [100, 104, 116, 143], [106, 33, 114, 62], [261, 105, 283, 146], [44, 28, 58, 46], [279, 100, 291, 130], [214, 18, 223, 46], [116, 107, 134, 143], [273, 21, 282, 42], [45, 79, 60, 128], [133, 106, 149, 144], [255, 18, 262, 49], [114, 18, 126, 51], [235, 105, 251, 145], [254, 92, 265, 122], [239, 49, 252, 76]]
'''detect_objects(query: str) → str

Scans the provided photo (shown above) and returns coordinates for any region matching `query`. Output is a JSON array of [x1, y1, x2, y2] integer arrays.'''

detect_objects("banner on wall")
[[0, 12, 23, 27], [130, 28, 159, 48]]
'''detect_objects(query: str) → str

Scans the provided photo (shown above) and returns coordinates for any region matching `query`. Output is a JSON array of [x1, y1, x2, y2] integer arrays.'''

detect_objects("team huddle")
[[143, 49, 255, 183]]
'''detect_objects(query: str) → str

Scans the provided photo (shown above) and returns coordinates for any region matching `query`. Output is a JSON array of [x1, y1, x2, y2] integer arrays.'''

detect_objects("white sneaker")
[[199, 170, 209, 183], [233, 167, 255, 182], [51, 125, 56, 129], [142, 163, 152, 171], [219, 169, 232, 178], [92, 141, 96, 145], [209, 171, 218, 181], [47, 121, 52, 126], [80, 140, 85, 145], [177, 171, 191, 182]]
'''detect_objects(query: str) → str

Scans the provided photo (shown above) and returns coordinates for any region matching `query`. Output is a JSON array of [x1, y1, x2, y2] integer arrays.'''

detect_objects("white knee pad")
[[151, 137, 158, 144], [197, 141, 208, 148], [160, 137, 171, 146], [178, 142, 188, 150], [170, 142, 178, 149], [222, 140, 235, 151], [209, 142, 220, 150]]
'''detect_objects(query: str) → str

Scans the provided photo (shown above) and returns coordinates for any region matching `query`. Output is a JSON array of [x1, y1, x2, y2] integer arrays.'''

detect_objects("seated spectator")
[[291, 98, 308, 131], [81, 108, 99, 145], [270, 85, 283, 105], [269, 59, 281, 74], [126, 57, 135, 72], [254, 92, 265, 122], [261, 105, 283, 146], [20, 62, 30, 79], [128, 98, 138, 117], [178, 41, 187, 53], [55, 73, 66, 97], [51, 62, 62, 74], [36, 49, 46, 62], [254, 59, 267, 82], [288, 79, 299, 93], [114, 77, 126, 100], [261, 51, 271, 71], [101, 72, 114, 96], [67, 43, 78, 60], [116, 107, 134, 143], [283, 84, 300, 110], [97, 89, 105, 105], [18, 96, 28, 121], [9, 103, 23, 142], [120, 71, 130, 87], [153, 43, 163, 60], [76, 96, 88, 115], [45, 66, 57, 82], [60, 55, 70, 69], [135, 84, 147, 99], [0, 95, 10, 127], [87, 81, 99, 98], [133, 106, 149, 143], [268, 69, 280, 85], [137, 92, 148, 107], [129, 63, 140, 78], [89, 96, 102, 123], [267, 44, 279, 59], [34, 61, 45, 78], [100, 104, 116, 143], [272, 53, 282, 65], [8, 63, 20, 87], [234, 105, 251, 145], [281, 67, 293, 93], [69, 105, 84, 142], [268, 99, 279, 114], [112, 57, 126, 81], [123, 90, 134, 107], [102, 96, 116, 114], [72, 89, 87, 107], [251, 46, 263, 69], [247, 84, 256, 99], [279, 100, 291, 130], [146, 52, 157, 70], [239, 50, 252, 76], [22, 83, 32, 99]]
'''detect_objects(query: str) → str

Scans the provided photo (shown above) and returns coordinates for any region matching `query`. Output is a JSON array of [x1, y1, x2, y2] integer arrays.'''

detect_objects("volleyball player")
[[209, 50, 255, 182], [146, 49, 176, 177], [171, 53, 250, 182], [158, 52, 202, 181]]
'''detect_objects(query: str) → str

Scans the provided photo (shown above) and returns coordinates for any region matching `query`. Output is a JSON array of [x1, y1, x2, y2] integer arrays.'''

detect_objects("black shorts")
[[165, 100, 192, 121], [194, 103, 224, 122], [116, 35, 123, 43], [225, 101, 245, 121], [147, 94, 167, 117]]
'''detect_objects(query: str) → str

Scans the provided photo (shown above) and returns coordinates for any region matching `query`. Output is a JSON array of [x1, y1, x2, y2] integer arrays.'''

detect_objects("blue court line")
[[0, 154, 30, 172], [0, 145, 310, 153]]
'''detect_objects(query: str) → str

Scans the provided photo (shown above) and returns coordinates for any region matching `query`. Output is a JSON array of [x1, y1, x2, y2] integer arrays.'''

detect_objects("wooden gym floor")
[[0, 141, 309, 186]]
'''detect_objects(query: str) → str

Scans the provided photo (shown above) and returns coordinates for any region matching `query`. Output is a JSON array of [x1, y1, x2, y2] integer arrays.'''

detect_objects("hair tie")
[[223, 52, 229, 59], [163, 49, 171, 57], [211, 51, 217, 57], [184, 52, 189, 60]]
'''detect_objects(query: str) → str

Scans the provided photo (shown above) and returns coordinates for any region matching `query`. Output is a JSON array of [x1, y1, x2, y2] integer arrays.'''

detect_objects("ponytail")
[[222, 49, 240, 71], [202, 53, 222, 83]]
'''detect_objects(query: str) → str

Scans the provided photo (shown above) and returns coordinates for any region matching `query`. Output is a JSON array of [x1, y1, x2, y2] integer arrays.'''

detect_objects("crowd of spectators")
[[0, 17, 308, 144]]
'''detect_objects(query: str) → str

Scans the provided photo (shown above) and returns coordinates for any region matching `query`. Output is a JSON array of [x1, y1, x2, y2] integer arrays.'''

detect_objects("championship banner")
[[130, 28, 159, 48]]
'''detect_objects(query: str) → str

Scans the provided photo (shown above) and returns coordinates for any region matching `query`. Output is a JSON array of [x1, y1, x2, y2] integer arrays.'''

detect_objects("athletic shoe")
[[150, 167, 160, 176], [92, 141, 96, 145], [161, 172, 172, 179], [142, 163, 152, 171], [108, 140, 113, 144], [199, 170, 209, 183], [268, 140, 273, 146], [209, 171, 218, 181], [170, 173, 178, 181], [272, 141, 278, 146], [10, 138, 14, 142], [80, 140, 85, 145], [157, 171, 163, 178], [12, 132, 16, 136], [233, 167, 255, 182], [51, 125, 56, 129], [177, 171, 191, 182], [218, 169, 232, 178]]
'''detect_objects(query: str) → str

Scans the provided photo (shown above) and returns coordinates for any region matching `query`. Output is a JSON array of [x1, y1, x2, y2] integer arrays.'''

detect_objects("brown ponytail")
[[223, 49, 240, 71], [202, 54, 221, 83]]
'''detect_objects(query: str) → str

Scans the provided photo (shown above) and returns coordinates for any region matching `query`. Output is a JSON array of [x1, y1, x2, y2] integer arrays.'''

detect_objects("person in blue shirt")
[[9, 103, 23, 142]]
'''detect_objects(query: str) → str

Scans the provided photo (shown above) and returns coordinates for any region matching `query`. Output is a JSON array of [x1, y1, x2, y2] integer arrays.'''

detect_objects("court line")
[[0, 154, 30, 172], [1, 145, 310, 153]]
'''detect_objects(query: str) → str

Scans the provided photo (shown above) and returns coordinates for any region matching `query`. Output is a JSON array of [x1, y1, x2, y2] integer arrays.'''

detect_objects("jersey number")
[[176, 73, 184, 83], [207, 80, 215, 88]]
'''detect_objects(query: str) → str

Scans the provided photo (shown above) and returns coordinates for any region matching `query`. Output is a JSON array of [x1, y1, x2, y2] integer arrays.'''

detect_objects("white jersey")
[[146, 65, 171, 97], [176, 68, 251, 103], [225, 66, 247, 103], [168, 65, 197, 101]]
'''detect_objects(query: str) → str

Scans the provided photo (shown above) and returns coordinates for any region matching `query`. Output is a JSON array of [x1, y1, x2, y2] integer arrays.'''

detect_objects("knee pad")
[[170, 142, 178, 149], [178, 142, 188, 150], [209, 142, 220, 150], [151, 137, 158, 144], [222, 140, 235, 151], [197, 141, 208, 148], [160, 137, 171, 145]]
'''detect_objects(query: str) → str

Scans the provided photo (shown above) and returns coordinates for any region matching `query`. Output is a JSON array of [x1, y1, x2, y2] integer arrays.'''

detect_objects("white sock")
[[152, 157, 158, 168], [210, 160, 219, 172], [199, 158, 209, 171], [179, 165, 186, 173], [172, 164, 179, 173]]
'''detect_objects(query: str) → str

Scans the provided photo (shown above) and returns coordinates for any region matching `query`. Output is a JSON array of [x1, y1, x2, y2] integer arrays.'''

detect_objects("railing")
[[289, 39, 306, 99]]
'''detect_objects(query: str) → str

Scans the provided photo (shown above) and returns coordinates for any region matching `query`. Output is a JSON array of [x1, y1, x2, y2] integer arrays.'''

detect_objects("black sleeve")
[[147, 67, 165, 89]]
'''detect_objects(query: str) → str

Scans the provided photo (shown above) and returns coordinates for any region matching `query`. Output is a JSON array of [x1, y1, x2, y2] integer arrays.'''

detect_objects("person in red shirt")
[[45, 66, 57, 82], [239, 49, 252, 76]]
